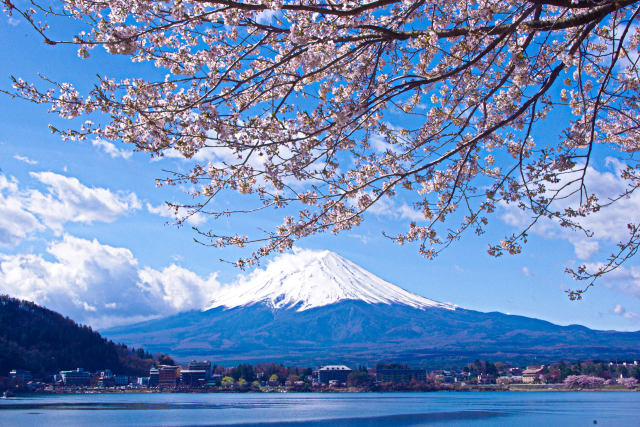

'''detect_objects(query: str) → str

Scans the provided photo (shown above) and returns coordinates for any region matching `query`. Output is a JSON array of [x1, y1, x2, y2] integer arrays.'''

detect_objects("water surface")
[[1, 391, 638, 426]]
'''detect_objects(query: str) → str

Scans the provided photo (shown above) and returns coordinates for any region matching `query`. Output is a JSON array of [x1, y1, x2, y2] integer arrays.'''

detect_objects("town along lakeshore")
[[4, 359, 639, 395]]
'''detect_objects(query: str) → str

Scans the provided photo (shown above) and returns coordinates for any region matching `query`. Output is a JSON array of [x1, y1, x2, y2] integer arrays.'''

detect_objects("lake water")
[[0, 391, 639, 426]]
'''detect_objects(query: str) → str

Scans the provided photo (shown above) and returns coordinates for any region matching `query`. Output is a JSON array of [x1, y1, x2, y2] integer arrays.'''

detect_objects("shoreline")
[[5, 384, 638, 397]]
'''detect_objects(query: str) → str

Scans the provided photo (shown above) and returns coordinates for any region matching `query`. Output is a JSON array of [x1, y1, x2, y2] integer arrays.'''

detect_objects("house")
[[318, 365, 352, 385], [477, 374, 495, 384], [522, 366, 545, 384], [60, 368, 91, 386], [9, 370, 32, 382], [97, 370, 115, 387]]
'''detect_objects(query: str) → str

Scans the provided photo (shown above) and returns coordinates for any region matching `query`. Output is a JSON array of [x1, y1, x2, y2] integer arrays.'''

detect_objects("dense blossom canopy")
[[3, 0, 640, 296]]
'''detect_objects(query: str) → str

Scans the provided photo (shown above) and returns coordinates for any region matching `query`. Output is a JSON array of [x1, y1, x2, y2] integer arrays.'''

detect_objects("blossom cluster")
[[4, 0, 640, 277]]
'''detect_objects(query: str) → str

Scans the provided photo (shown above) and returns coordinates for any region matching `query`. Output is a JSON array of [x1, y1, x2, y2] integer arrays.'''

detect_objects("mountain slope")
[[0, 295, 154, 376], [104, 301, 640, 367], [103, 249, 640, 367]]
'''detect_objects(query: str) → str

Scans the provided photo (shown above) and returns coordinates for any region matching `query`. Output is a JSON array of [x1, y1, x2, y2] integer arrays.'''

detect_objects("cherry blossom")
[[3, 0, 640, 294]]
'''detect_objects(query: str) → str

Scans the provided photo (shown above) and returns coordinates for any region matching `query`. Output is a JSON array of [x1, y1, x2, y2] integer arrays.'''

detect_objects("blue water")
[[0, 391, 638, 426]]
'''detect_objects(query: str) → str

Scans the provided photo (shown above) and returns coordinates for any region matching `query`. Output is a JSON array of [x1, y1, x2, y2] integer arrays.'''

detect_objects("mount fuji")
[[103, 249, 640, 367], [206, 248, 454, 312]]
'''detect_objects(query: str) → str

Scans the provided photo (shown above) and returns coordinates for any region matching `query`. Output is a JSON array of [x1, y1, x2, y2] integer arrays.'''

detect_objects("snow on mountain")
[[206, 248, 455, 312]]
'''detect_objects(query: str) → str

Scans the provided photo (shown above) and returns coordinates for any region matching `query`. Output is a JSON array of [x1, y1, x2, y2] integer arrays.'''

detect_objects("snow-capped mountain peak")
[[206, 248, 454, 311]]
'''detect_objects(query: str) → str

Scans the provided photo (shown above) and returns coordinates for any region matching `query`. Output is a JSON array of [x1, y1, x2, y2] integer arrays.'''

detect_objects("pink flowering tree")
[[564, 374, 605, 389], [617, 377, 639, 388], [3, 1, 640, 293]]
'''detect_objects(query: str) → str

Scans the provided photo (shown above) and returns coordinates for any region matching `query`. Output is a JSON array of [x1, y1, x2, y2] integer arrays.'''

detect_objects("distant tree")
[[268, 374, 279, 386], [618, 377, 639, 388], [221, 376, 235, 388], [545, 368, 562, 384], [157, 354, 176, 366], [564, 375, 605, 389], [231, 364, 256, 382], [376, 362, 408, 371], [0, 295, 152, 376], [347, 371, 373, 388]]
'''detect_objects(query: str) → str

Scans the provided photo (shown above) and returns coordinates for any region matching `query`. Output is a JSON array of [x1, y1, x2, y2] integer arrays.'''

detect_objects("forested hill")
[[0, 295, 154, 377]]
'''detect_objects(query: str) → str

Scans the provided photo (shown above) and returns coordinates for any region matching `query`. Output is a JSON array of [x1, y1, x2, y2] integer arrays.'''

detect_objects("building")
[[187, 360, 213, 378], [522, 366, 545, 384], [318, 365, 352, 385], [180, 370, 207, 387], [149, 368, 159, 387], [60, 369, 91, 386], [157, 365, 179, 388], [97, 370, 114, 387], [376, 369, 426, 383], [477, 374, 495, 384], [114, 375, 130, 386], [9, 369, 33, 382]]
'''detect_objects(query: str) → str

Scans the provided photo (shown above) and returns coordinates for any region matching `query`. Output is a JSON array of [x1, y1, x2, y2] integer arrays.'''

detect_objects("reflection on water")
[[0, 401, 276, 411], [0, 392, 638, 426]]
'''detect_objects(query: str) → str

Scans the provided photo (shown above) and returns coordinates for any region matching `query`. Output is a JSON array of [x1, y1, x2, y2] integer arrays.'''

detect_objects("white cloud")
[[138, 264, 220, 313], [454, 264, 468, 273], [0, 175, 44, 246], [615, 23, 639, 73], [7, 17, 19, 27], [348, 233, 372, 245], [255, 9, 279, 25], [370, 132, 402, 154], [522, 266, 531, 277], [500, 159, 640, 260], [0, 235, 220, 328], [369, 122, 405, 154], [146, 202, 206, 226], [92, 139, 133, 159], [27, 171, 141, 233], [612, 303, 639, 320], [0, 172, 141, 246], [13, 155, 38, 165]]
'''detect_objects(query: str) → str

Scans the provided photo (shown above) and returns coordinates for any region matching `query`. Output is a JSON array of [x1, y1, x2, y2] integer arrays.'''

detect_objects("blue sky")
[[1, 13, 639, 332]]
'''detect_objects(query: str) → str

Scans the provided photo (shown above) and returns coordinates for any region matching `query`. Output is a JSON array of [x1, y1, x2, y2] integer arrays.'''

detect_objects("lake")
[[0, 391, 639, 426]]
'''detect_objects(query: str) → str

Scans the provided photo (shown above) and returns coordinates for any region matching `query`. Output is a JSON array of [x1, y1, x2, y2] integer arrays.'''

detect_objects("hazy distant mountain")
[[103, 250, 640, 367]]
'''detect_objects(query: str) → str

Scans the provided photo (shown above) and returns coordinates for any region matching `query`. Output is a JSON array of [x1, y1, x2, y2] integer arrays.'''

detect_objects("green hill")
[[0, 295, 154, 377]]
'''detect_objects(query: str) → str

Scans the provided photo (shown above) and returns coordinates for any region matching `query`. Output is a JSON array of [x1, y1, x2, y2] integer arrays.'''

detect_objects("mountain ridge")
[[103, 249, 640, 367], [104, 301, 640, 367], [0, 295, 155, 377]]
